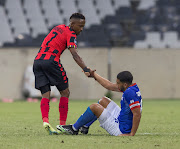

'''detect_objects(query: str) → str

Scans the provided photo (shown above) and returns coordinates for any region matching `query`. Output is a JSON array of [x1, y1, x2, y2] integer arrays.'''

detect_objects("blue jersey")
[[117, 83, 142, 134]]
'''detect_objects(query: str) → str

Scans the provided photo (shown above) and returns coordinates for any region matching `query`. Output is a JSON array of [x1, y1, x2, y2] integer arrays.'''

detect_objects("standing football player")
[[57, 71, 142, 136], [33, 13, 93, 135]]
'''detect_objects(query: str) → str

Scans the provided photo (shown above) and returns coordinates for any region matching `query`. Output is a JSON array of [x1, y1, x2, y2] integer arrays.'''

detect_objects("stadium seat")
[[1, 0, 180, 48], [23, 0, 48, 38], [113, 0, 131, 10], [134, 41, 148, 49], [135, 10, 150, 25], [95, 0, 115, 20], [127, 31, 146, 46], [0, 6, 14, 46], [59, 0, 78, 25], [83, 25, 110, 47], [41, 0, 63, 28], [145, 32, 165, 48], [140, 24, 155, 32], [105, 24, 123, 42], [5, 0, 30, 37], [78, 0, 100, 28], [103, 15, 120, 24], [116, 7, 133, 21], [155, 24, 172, 33], [138, 0, 156, 10], [156, 0, 171, 7], [163, 31, 180, 48]]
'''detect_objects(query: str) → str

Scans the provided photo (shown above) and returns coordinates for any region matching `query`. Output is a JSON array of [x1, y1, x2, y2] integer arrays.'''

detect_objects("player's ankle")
[[60, 120, 66, 125], [43, 117, 49, 123], [72, 125, 78, 131], [83, 125, 89, 128]]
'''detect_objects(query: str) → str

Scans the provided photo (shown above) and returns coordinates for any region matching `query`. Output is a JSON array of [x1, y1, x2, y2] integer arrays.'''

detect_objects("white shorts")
[[98, 100, 122, 136]]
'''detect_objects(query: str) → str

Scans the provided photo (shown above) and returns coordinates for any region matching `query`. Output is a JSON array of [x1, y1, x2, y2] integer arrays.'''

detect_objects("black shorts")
[[33, 59, 68, 91]]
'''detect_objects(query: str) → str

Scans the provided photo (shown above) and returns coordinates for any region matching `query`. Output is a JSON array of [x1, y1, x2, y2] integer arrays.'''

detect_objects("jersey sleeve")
[[66, 32, 77, 49], [124, 90, 140, 110]]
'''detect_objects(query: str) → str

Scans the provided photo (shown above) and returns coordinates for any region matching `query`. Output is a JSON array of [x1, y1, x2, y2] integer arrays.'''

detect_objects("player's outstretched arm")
[[93, 72, 120, 92], [69, 47, 91, 75]]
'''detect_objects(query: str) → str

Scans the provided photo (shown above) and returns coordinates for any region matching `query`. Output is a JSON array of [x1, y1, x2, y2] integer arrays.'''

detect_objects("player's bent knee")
[[99, 96, 112, 107], [90, 103, 104, 118], [90, 103, 101, 112]]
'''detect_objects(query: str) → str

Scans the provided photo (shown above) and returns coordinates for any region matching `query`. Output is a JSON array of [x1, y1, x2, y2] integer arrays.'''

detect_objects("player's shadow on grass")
[[80, 133, 110, 136], [57, 133, 109, 136]]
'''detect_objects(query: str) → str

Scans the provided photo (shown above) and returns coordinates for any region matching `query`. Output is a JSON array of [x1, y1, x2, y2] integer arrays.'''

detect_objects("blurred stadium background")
[[0, 0, 180, 100]]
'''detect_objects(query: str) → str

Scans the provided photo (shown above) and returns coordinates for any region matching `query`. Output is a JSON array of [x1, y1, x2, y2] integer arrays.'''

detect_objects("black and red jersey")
[[35, 24, 77, 62]]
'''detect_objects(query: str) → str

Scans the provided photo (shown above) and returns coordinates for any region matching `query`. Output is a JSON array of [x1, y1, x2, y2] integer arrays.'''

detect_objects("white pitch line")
[[138, 133, 180, 135]]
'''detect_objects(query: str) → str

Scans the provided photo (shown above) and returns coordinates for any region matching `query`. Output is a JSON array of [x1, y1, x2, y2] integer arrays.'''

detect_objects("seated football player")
[[57, 71, 142, 136]]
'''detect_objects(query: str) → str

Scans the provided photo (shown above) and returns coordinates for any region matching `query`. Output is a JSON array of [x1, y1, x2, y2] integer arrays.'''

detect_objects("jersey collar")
[[68, 26, 76, 34], [68, 26, 73, 31], [123, 83, 137, 93], [129, 83, 136, 87]]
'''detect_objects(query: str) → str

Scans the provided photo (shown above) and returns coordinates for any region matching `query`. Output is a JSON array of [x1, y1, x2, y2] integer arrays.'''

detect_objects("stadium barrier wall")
[[0, 48, 180, 100]]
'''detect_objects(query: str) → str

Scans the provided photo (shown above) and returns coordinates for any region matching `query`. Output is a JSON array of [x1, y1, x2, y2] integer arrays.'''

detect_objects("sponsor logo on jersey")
[[136, 91, 141, 97]]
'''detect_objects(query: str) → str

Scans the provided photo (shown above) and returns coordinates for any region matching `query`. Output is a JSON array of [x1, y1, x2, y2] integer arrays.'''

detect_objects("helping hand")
[[83, 67, 96, 78]]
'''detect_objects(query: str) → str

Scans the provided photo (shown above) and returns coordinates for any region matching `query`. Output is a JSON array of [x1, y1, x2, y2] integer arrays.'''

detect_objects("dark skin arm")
[[69, 47, 87, 70], [119, 107, 141, 136]]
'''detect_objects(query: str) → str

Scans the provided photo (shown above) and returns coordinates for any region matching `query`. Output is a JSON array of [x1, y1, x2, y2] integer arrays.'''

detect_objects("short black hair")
[[70, 13, 85, 20], [117, 71, 133, 84]]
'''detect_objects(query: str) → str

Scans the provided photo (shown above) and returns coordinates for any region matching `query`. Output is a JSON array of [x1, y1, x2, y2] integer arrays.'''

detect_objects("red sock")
[[40, 98, 50, 123], [59, 97, 69, 125]]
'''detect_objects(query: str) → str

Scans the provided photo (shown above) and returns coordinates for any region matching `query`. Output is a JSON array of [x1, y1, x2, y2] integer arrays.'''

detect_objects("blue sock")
[[84, 116, 97, 127], [73, 107, 95, 130], [84, 101, 99, 127]]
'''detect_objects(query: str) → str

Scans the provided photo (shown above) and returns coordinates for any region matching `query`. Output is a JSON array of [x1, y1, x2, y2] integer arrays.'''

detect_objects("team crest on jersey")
[[130, 100, 134, 104], [74, 38, 77, 44], [136, 91, 141, 97]]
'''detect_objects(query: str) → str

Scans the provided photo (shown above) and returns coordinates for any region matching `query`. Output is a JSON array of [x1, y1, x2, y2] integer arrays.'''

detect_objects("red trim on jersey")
[[129, 83, 136, 87], [129, 101, 140, 110], [129, 101, 139, 106], [131, 105, 140, 110]]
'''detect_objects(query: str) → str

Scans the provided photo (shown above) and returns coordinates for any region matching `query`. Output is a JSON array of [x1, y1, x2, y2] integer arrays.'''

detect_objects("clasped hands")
[[83, 67, 96, 78]]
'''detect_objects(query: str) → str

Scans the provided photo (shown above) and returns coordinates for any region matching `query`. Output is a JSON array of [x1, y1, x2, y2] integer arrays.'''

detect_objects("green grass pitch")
[[0, 99, 180, 149]]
